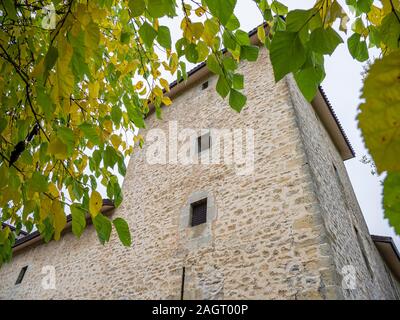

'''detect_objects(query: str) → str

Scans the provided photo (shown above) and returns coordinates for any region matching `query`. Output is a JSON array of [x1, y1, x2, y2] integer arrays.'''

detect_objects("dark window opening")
[[354, 227, 374, 278], [191, 198, 207, 227], [333, 163, 349, 209], [15, 266, 28, 285], [197, 133, 211, 153], [201, 81, 209, 90]]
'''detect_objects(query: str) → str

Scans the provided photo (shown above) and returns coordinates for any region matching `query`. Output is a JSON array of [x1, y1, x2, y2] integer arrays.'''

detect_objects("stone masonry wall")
[[286, 75, 400, 299], [0, 47, 397, 299]]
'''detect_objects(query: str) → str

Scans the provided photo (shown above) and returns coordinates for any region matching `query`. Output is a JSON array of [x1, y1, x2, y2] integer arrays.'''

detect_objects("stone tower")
[[0, 27, 399, 300]]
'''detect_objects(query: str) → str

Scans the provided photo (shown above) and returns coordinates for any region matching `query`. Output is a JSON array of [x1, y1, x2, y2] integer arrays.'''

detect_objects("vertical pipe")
[[180, 266, 185, 300]]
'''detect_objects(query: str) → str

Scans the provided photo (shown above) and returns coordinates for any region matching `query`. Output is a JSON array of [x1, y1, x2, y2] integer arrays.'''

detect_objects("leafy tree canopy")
[[0, 0, 399, 266]]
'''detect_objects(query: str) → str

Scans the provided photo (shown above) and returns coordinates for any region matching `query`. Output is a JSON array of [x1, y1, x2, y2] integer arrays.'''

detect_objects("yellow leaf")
[[52, 200, 66, 241], [162, 96, 172, 106], [40, 197, 52, 222], [195, 7, 206, 17], [110, 134, 121, 149], [48, 137, 68, 159], [48, 183, 59, 198], [191, 22, 204, 40], [202, 19, 219, 46], [89, 190, 102, 217], [160, 78, 170, 92], [89, 81, 100, 100], [56, 37, 74, 98], [31, 59, 44, 78], [103, 119, 113, 133], [152, 86, 163, 97], [257, 26, 266, 44], [368, 5, 384, 26], [135, 81, 144, 90], [358, 51, 400, 173]]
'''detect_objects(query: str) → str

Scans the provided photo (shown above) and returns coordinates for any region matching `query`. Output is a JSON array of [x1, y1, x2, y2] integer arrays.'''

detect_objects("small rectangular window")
[[201, 81, 208, 90], [15, 266, 28, 285], [197, 133, 211, 153], [191, 199, 207, 227]]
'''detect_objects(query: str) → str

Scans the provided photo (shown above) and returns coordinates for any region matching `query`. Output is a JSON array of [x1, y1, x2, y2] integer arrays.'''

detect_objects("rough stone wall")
[[286, 75, 400, 299], [0, 48, 397, 299]]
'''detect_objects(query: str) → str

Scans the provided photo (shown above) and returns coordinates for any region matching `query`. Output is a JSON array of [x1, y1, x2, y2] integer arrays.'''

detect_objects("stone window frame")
[[179, 190, 217, 250]]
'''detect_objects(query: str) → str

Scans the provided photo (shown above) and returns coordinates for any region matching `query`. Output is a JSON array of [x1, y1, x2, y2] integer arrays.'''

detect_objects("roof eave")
[[371, 235, 400, 282], [11, 199, 115, 253]]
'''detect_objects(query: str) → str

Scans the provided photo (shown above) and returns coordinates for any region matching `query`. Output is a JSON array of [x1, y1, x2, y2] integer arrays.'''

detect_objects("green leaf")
[[196, 41, 209, 61], [112, 180, 123, 207], [157, 26, 172, 49], [383, 173, 400, 235], [223, 31, 237, 50], [79, 123, 100, 145], [379, 12, 400, 49], [111, 106, 122, 124], [70, 31, 90, 82], [0, 118, 7, 134], [346, 0, 373, 15], [270, 31, 307, 82], [216, 76, 230, 98], [36, 86, 54, 117], [271, 1, 288, 15], [44, 46, 58, 79], [204, 0, 237, 26], [71, 204, 86, 238], [39, 217, 54, 243], [274, 16, 286, 32], [104, 146, 119, 169], [126, 102, 145, 129], [147, 0, 176, 18], [185, 43, 199, 63], [232, 73, 244, 90], [128, 0, 145, 17], [93, 214, 112, 245], [229, 88, 247, 112], [85, 21, 100, 53], [2, 0, 17, 20], [120, 31, 131, 44], [57, 127, 74, 146], [294, 64, 325, 102], [235, 30, 250, 46], [347, 33, 368, 62], [222, 57, 237, 71], [286, 9, 313, 32], [57, 127, 74, 155], [138, 22, 158, 48], [206, 54, 223, 75], [225, 14, 240, 31], [310, 27, 343, 55], [113, 217, 132, 247], [28, 172, 49, 193], [240, 45, 259, 61]]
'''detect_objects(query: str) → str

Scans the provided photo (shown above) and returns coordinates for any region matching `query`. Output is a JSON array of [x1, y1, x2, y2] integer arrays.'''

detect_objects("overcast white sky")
[[157, 0, 400, 248], [224, 0, 400, 248]]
